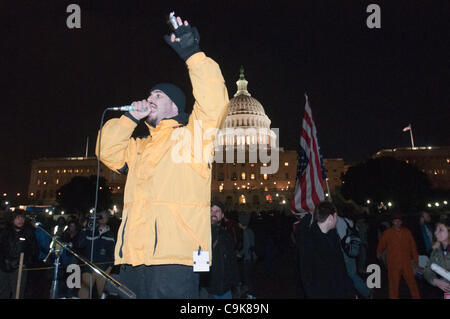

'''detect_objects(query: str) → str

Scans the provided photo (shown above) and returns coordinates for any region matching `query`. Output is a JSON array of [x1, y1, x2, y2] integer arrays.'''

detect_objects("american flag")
[[291, 93, 327, 215]]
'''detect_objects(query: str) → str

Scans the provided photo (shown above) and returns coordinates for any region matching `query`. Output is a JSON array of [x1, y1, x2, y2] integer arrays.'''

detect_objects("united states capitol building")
[[26, 68, 348, 214]]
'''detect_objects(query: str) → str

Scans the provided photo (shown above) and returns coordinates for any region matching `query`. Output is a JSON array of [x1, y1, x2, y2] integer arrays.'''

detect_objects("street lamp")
[[366, 199, 371, 204], [387, 202, 393, 207]]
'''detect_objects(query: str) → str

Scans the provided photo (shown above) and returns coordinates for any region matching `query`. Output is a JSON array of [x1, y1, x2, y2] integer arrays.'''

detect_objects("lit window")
[[263, 174, 268, 180], [75, 169, 79, 173], [56, 179, 59, 185], [219, 185, 224, 192], [264, 186, 268, 191], [57, 170, 60, 174], [241, 172, 246, 180], [251, 174, 255, 180], [263, 163, 267, 167], [265, 194, 272, 202], [239, 195, 246, 204], [63, 170, 67, 173], [284, 162, 289, 166], [37, 179, 41, 185], [250, 164, 255, 167]]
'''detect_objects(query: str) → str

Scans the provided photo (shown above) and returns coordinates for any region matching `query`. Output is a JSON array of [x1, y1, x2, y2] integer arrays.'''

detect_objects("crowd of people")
[[0, 202, 448, 299], [0, 209, 121, 299]]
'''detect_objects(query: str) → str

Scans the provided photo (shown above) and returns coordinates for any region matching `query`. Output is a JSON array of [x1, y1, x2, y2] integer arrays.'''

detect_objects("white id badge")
[[193, 250, 210, 272]]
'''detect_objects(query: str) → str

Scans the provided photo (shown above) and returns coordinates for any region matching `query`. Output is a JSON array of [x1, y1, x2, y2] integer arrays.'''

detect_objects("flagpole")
[[85, 136, 89, 158], [409, 125, 415, 149], [325, 178, 333, 202]]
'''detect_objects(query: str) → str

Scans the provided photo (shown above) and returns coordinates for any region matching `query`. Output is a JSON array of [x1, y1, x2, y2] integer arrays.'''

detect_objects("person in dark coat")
[[200, 201, 239, 299], [0, 210, 38, 299], [298, 202, 355, 299], [412, 211, 435, 256], [77, 211, 115, 298]]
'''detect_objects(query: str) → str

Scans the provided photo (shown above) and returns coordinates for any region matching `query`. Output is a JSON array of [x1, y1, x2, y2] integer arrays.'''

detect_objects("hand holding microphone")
[[129, 100, 151, 120]]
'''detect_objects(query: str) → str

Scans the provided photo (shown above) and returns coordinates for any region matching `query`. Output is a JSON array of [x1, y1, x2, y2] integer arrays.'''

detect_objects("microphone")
[[107, 106, 137, 111]]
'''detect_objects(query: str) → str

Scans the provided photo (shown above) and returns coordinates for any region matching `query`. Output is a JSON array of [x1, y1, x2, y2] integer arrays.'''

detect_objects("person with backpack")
[[336, 213, 373, 299], [298, 202, 355, 299]]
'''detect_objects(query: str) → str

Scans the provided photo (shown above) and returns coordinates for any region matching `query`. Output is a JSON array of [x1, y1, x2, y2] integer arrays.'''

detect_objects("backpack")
[[341, 218, 361, 258]]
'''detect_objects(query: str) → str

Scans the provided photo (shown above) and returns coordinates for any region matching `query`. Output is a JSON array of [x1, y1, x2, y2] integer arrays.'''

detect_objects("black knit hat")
[[211, 201, 225, 214], [150, 83, 185, 112], [150, 83, 189, 125], [12, 209, 26, 218], [239, 214, 251, 227]]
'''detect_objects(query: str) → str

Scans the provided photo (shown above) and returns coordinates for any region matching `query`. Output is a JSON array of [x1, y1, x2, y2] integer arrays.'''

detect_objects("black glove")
[[164, 25, 201, 61]]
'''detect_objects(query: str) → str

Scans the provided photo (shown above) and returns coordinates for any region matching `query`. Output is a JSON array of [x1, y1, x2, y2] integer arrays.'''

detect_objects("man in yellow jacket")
[[96, 15, 229, 298]]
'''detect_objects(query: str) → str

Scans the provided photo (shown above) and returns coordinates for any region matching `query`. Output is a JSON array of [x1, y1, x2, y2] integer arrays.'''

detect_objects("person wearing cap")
[[199, 201, 238, 299], [0, 210, 38, 299], [423, 217, 450, 296], [377, 212, 421, 299], [96, 15, 228, 298], [298, 202, 355, 299], [77, 210, 115, 299]]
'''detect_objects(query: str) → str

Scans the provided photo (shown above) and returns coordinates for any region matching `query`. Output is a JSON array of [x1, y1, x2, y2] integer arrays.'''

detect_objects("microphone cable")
[[89, 108, 108, 299]]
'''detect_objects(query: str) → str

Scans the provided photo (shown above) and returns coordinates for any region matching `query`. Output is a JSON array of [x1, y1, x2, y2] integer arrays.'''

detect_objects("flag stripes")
[[291, 94, 327, 214]]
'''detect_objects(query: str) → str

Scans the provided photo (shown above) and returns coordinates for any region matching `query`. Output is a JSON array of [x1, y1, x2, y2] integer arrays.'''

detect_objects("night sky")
[[1, 0, 449, 194]]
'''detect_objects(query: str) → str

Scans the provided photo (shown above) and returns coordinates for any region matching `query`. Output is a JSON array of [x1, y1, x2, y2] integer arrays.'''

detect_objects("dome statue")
[[217, 67, 276, 146]]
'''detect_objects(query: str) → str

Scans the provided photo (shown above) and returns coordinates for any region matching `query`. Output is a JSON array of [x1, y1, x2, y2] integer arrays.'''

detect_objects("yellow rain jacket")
[[96, 52, 229, 267]]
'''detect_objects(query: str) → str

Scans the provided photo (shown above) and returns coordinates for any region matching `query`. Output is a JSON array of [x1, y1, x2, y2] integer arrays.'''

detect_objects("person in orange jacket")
[[377, 213, 421, 299]]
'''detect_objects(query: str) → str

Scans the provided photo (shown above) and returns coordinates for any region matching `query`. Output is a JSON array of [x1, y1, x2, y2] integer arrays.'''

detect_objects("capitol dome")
[[217, 67, 275, 146]]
